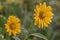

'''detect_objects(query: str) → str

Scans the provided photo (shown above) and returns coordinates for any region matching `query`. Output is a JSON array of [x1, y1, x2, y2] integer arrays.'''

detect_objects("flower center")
[[39, 12, 45, 19], [10, 23, 15, 30]]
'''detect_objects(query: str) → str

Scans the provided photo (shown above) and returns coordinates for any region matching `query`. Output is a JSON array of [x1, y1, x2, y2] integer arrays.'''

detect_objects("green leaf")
[[30, 33, 48, 40], [12, 36, 20, 40]]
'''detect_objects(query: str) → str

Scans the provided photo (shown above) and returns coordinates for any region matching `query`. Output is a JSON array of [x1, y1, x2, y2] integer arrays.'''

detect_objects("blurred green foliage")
[[0, 0, 60, 40]]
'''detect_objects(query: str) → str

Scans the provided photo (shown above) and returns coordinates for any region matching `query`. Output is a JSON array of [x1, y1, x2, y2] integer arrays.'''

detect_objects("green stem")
[[24, 22, 33, 40], [11, 36, 14, 40]]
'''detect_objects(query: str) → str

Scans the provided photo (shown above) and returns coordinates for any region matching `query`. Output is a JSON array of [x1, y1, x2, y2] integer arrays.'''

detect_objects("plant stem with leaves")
[[24, 21, 33, 40]]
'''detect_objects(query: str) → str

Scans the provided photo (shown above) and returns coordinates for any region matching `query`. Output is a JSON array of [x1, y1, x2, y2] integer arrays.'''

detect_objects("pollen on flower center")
[[10, 23, 15, 30], [39, 12, 45, 19]]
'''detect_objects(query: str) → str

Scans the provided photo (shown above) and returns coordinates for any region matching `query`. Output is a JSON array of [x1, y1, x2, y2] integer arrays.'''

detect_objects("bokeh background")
[[0, 0, 60, 40]]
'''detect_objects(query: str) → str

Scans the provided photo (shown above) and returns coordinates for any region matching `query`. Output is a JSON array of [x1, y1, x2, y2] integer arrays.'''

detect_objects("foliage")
[[0, 0, 60, 40]]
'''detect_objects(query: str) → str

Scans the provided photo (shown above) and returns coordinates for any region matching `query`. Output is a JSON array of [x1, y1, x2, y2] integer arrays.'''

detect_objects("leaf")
[[12, 36, 20, 40], [29, 33, 48, 40]]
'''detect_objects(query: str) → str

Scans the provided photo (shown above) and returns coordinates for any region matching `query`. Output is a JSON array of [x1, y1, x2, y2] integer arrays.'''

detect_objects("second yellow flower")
[[5, 16, 21, 36], [34, 2, 54, 28]]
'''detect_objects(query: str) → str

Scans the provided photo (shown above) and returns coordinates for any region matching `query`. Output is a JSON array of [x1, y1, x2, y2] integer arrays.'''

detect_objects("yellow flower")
[[0, 4, 3, 10], [5, 16, 21, 36], [34, 2, 54, 28]]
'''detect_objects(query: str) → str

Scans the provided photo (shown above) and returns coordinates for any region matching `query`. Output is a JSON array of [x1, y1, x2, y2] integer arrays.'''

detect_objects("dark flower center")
[[39, 12, 45, 19], [10, 23, 15, 30]]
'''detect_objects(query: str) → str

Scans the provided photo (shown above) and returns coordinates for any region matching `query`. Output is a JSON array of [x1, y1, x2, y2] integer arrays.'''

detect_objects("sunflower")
[[5, 16, 21, 36], [34, 2, 54, 28]]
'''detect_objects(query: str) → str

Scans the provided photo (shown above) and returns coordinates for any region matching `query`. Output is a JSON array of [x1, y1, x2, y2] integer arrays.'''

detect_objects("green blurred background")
[[0, 0, 60, 40]]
